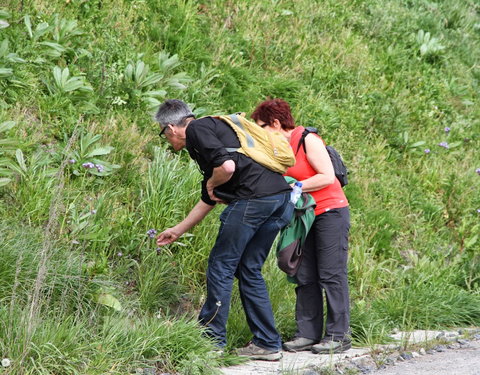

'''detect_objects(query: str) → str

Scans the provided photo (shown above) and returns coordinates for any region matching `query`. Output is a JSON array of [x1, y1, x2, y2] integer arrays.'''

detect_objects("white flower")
[[1, 358, 11, 367]]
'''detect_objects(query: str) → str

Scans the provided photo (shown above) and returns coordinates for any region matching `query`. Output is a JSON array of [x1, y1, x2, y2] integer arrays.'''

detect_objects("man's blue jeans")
[[198, 192, 293, 351]]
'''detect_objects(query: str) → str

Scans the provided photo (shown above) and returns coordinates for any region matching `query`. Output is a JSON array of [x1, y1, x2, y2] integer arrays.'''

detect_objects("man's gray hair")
[[155, 99, 195, 128]]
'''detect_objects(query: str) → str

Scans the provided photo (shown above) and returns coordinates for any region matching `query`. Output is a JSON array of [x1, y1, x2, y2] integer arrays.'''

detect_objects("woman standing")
[[251, 99, 351, 354]]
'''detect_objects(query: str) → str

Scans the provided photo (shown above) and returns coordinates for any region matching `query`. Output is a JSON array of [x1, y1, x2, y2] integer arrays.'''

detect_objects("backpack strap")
[[224, 113, 255, 152], [295, 127, 318, 155]]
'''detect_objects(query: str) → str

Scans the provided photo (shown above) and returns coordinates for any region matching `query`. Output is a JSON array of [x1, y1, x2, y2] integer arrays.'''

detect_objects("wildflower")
[[424, 149, 430, 154], [82, 162, 95, 169], [476, 168, 480, 175], [438, 142, 449, 149], [156, 247, 162, 255], [117, 252, 123, 257], [71, 240, 80, 245], [95, 164, 105, 173], [477, 209, 480, 214], [146, 229, 157, 238], [1, 358, 11, 367], [68, 159, 76, 164], [444, 127, 451, 133], [91, 209, 97, 214]]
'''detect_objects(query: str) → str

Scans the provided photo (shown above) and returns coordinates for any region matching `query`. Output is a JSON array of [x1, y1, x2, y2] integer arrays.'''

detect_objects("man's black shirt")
[[185, 116, 291, 205]]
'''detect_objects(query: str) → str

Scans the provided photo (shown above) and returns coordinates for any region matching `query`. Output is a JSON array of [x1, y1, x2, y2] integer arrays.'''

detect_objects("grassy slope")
[[0, 0, 479, 373]]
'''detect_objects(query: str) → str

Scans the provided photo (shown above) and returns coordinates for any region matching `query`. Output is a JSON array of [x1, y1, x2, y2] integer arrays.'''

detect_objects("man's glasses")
[[158, 125, 168, 139]]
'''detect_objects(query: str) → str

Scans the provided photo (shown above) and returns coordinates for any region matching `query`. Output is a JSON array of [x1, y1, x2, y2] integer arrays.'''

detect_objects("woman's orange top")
[[285, 126, 348, 216]]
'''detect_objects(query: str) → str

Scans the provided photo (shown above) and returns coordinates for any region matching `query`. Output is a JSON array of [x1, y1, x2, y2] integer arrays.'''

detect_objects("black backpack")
[[295, 127, 349, 187]]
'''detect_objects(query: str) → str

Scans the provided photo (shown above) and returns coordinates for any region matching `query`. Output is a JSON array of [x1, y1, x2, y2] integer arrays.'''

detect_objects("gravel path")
[[372, 339, 480, 375]]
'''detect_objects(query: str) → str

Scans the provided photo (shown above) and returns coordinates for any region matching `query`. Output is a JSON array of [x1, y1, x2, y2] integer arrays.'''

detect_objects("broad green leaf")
[[53, 66, 63, 87], [85, 146, 113, 158], [63, 78, 85, 92], [409, 141, 426, 148], [0, 39, 8, 57], [0, 121, 15, 133], [0, 20, 9, 29], [448, 141, 462, 148], [97, 293, 122, 311], [34, 22, 50, 40], [0, 10, 11, 19], [6, 53, 26, 63], [39, 42, 67, 53], [15, 149, 26, 172], [143, 90, 167, 98], [465, 234, 478, 249], [0, 177, 11, 187], [0, 68, 13, 78], [24, 15, 33, 38]]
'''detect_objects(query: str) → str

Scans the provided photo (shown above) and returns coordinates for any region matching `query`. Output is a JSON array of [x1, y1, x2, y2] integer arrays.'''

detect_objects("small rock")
[[400, 352, 413, 360], [436, 332, 445, 339], [426, 349, 435, 355], [474, 334, 480, 340], [397, 356, 405, 362], [302, 370, 320, 375], [419, 348, 426, 355], [143, 369, 156, 375], [446, 331, 458, 338], [447, 344, 457, 349], [412, 352, 420, 358], [435, 345, 447, 352]]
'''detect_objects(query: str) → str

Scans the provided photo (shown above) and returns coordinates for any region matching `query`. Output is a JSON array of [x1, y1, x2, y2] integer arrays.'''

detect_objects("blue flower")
[[476, 168, 480, 175], [424, 149, 431, 154], [146, 229, 157, 238], [438, 142, 449, 149], [82, 162, 95, 169], [95, 164, 105, 173], [68, 159, 76, 164], [444, 127, 451, 133]]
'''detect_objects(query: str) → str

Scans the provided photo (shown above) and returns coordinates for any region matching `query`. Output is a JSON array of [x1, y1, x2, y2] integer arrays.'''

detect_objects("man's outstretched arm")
[[156, 200, 215, 246]]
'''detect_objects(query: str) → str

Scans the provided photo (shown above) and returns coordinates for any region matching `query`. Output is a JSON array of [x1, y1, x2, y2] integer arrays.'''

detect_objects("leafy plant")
[[0, 120, 18, 186], [416, 30, 445, 58], [0, 9, 10, 29], [122, 51, 192, 109], [46, 66, 93, 96], [67, 132, 120, 176]]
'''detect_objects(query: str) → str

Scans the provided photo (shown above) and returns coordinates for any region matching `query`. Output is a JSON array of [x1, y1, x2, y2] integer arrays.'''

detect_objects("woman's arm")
[[298, 133, 335, 192]]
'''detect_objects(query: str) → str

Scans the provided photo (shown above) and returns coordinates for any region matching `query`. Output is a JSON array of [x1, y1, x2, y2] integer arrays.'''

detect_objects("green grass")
[[1, 0, 479, 372]]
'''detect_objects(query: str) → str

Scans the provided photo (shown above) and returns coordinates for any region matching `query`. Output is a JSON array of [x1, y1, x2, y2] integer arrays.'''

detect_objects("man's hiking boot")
[[236, 342, 282, 361], [283, 337, 318, 352], [311, 338, 351, 354]]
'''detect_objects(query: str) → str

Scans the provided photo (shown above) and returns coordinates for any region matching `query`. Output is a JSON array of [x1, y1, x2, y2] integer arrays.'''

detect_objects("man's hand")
[[206, 181, 226, 203], [157, 228, 181, 246]]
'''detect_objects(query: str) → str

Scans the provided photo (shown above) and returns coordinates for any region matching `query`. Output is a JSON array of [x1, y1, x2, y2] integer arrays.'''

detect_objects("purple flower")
[[476, 168, 480, 175], [438, 142, 449, 149], [477, 209, 480, 214], [90, 209, 97, 214], [117, 252, 123, 257], [82, 162, 95, 169], [424, 149, 431, 154], [95, 164, 105, 173], [146, 229, 157, 238], [156, 247, 162, 255], [444, 127, 451, 133], [68, 159, 76, 164]]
